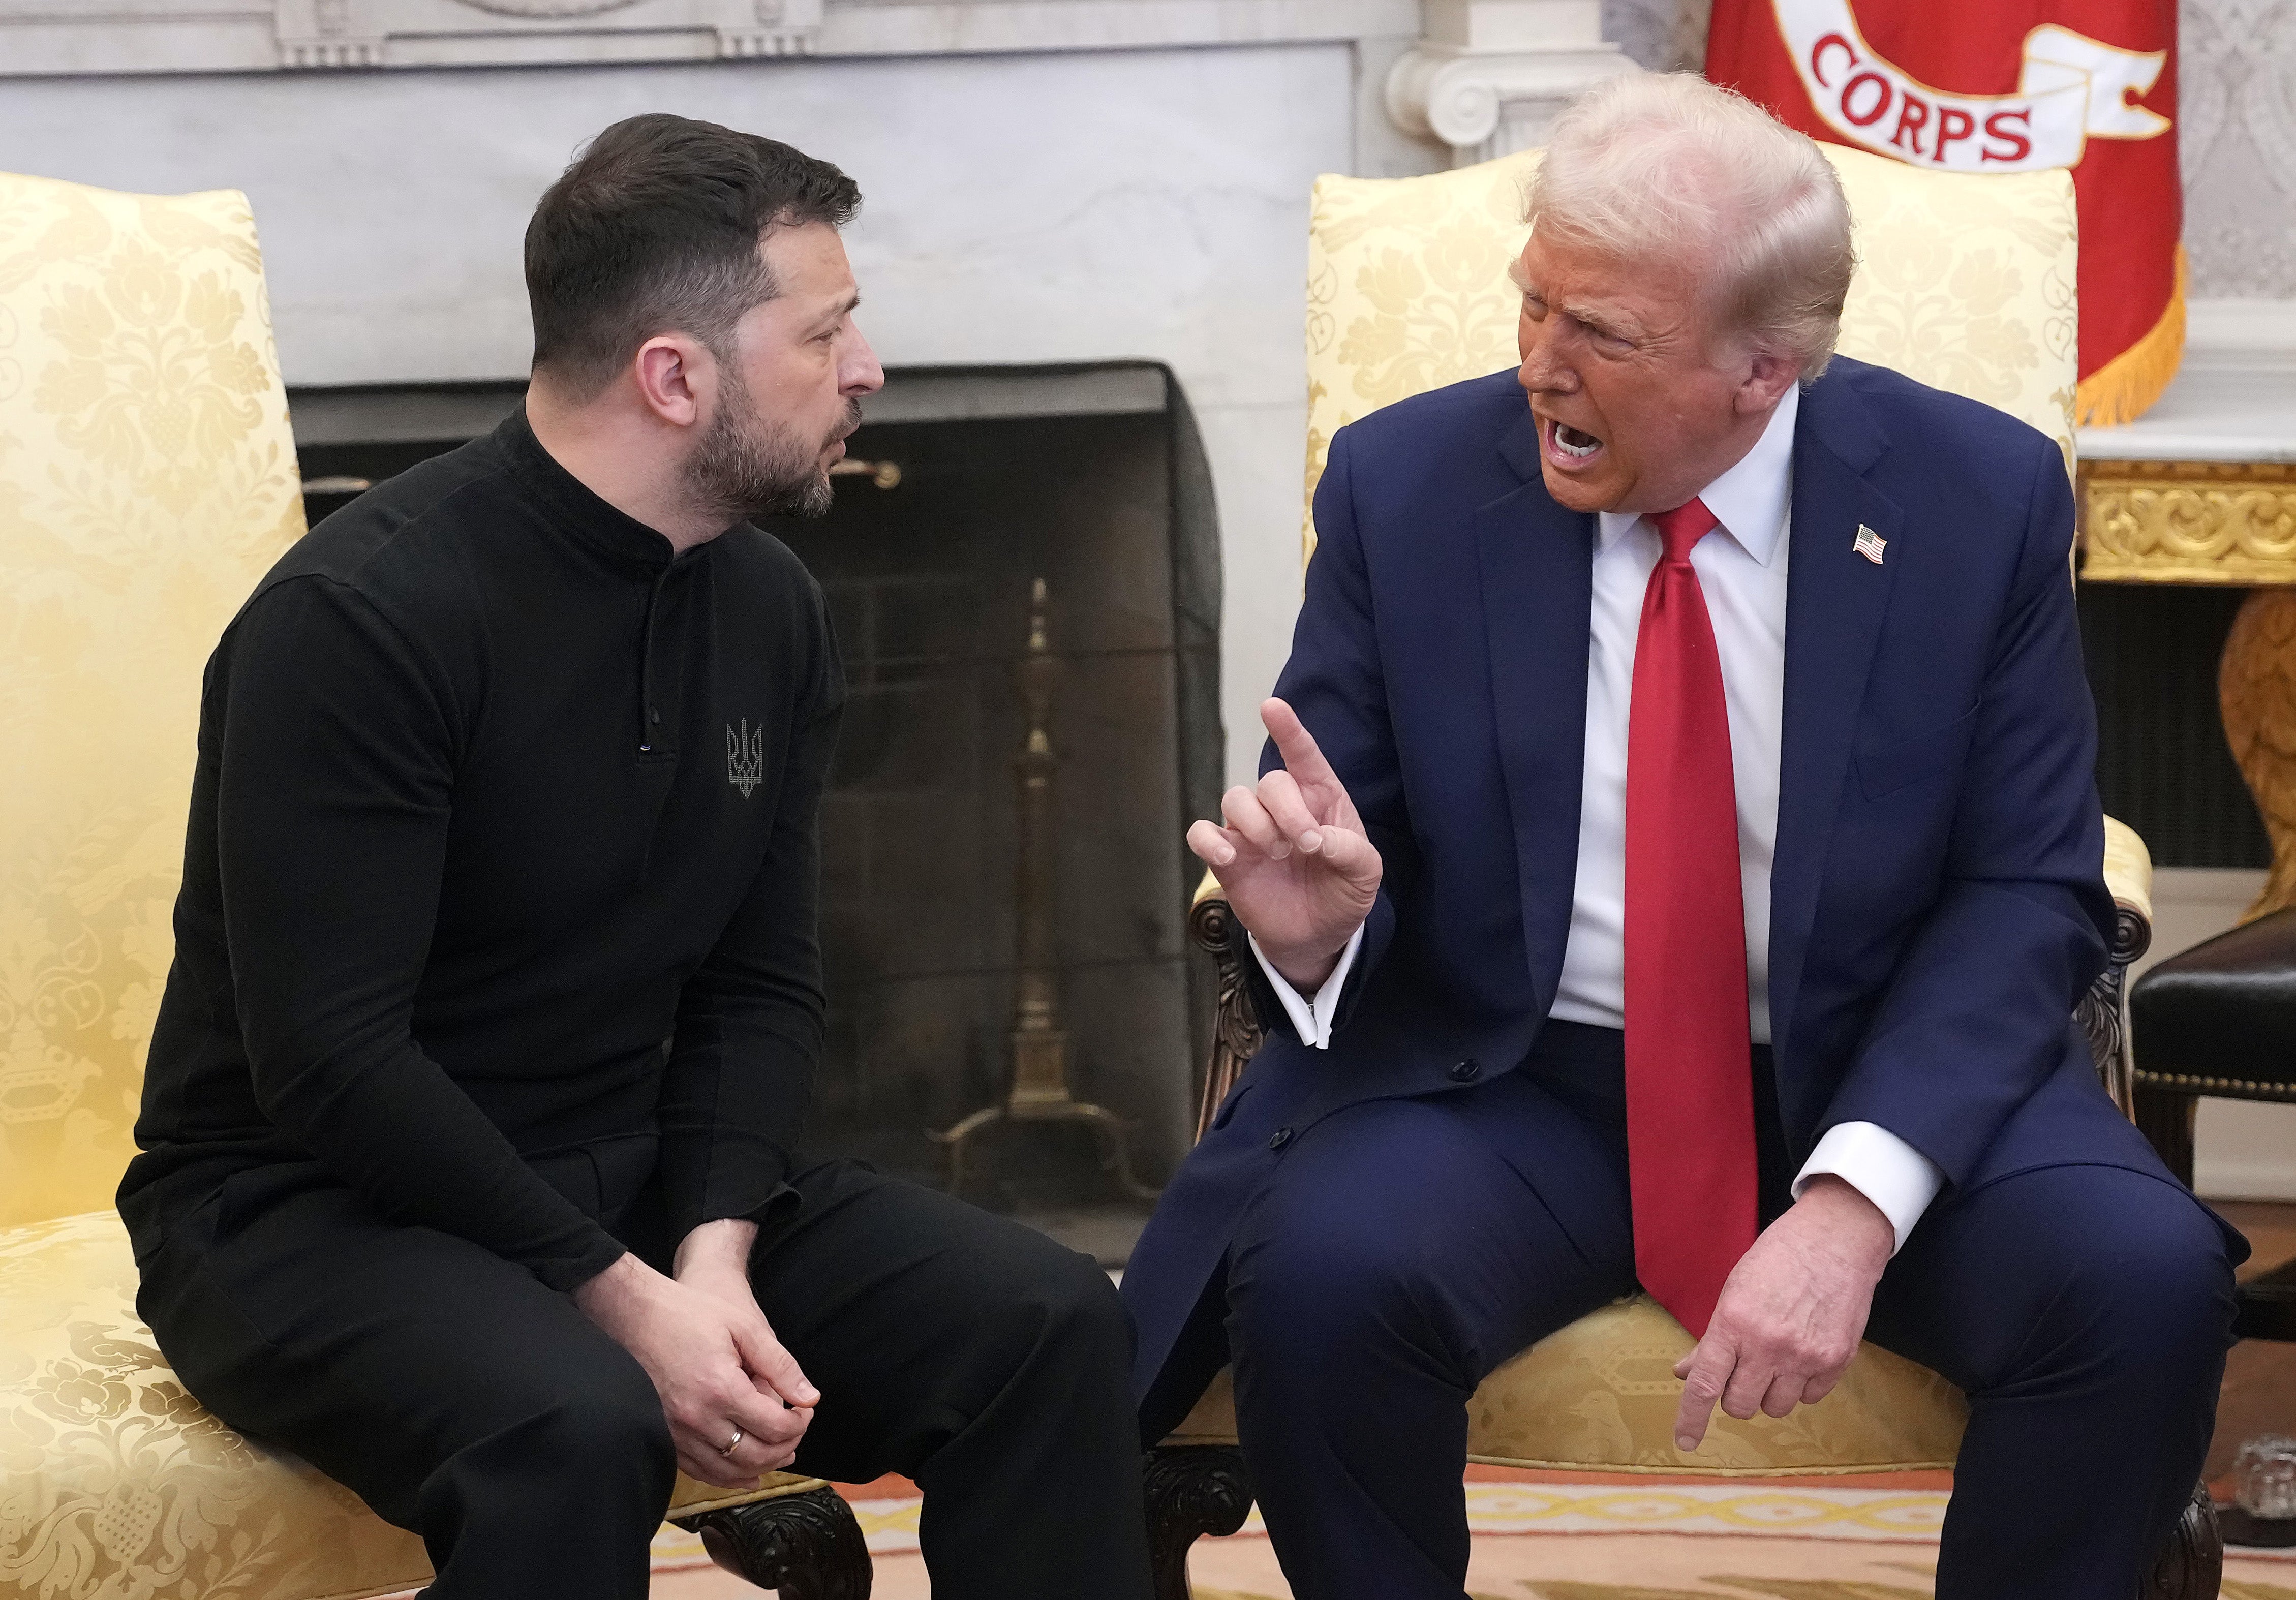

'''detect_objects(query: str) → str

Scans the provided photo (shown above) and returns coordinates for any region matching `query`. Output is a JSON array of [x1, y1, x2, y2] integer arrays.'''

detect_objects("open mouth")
[[1541, 416, 1606, 468]]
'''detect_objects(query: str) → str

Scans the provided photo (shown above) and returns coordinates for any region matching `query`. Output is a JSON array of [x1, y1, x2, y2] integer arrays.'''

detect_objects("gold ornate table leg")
[[2221, 587, 2296, 923]]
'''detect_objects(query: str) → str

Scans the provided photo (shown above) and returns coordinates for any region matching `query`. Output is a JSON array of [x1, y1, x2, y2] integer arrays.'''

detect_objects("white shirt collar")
[[1594, 381, 1799, 567]]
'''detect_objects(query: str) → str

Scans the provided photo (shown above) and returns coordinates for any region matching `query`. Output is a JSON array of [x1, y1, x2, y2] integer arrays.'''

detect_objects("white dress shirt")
[[1252, 385, 1945, 1252]]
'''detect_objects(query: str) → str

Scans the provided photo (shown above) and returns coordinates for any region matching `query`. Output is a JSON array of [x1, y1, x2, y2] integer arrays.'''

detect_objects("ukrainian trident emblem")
[[726, 718, 764, 798]]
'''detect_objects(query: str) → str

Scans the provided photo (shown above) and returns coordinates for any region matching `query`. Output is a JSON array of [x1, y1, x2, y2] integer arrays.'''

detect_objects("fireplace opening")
[[287, 363, 1222, 1259]]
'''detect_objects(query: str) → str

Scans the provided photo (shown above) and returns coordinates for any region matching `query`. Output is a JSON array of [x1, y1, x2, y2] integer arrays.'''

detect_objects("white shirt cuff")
[[1247, 925, 1365, 1050], [1792, 1121, 1945, 1255]]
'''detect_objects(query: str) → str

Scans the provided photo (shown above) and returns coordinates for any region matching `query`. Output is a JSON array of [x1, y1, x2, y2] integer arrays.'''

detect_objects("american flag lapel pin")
[[1853, 523, 1887, 564]]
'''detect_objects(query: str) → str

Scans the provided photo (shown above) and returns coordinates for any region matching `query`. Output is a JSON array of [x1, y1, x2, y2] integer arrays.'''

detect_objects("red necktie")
[[1623, 497, 1759, 1338]]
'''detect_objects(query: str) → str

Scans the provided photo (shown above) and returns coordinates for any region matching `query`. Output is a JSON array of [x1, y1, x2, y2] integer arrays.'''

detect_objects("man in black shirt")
[[121, 115, 1155, 1599]]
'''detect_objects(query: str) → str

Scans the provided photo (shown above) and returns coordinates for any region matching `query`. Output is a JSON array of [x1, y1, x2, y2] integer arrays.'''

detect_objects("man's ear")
[[631, 334, 714, 429], [1736, 348, 1803, 414]]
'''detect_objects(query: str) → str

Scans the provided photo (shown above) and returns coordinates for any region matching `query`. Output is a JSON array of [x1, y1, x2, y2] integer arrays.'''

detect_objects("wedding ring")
[[720, 1427, 744, 1457]]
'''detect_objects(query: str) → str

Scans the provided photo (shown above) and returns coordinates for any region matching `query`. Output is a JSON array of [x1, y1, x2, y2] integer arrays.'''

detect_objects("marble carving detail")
[[271, 0, 820, 68], [1385, 1, 1636, 167], [452, 0, 647, 21], [0, 0, 1418, 75]]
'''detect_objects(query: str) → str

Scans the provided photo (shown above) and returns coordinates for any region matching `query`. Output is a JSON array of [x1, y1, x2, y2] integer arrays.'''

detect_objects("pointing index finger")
[[1672, 1336, 1733, 1453], [1261, 698, 1338, 788]]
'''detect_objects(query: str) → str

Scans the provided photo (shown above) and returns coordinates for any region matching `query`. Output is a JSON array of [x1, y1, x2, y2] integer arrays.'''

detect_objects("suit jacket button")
[[1268, 1127, 1293, 1151], [1450, 1058, 1482, 1083]]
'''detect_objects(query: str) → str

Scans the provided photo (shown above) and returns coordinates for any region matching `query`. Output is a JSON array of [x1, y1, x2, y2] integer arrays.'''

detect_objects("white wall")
[[0, 42, 1400, 783]]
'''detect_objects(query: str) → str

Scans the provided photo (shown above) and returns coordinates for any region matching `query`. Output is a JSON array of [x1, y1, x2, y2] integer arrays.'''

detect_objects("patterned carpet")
[[645, 1479, 2296, 1598]]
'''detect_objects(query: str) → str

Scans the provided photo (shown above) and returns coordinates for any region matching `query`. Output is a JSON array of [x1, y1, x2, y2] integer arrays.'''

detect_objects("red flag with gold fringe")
[[1707, 0, 2183, 426]]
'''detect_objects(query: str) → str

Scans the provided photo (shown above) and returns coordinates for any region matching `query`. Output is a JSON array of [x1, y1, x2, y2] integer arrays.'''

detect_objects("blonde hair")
[[1527, 73, 1856, 379]]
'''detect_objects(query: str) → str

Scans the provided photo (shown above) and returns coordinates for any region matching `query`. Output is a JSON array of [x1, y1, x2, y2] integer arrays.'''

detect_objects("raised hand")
[[1187, 698, 1383, 992]]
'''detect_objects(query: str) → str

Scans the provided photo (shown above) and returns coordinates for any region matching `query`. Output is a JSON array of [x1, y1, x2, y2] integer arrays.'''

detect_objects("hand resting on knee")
[[1670, 1175, 1895, 1451], [574, 1220, 820, 1488]]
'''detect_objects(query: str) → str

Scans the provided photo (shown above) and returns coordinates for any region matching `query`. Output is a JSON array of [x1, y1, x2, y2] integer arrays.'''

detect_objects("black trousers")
[[135, 1156, 1155, 1599]]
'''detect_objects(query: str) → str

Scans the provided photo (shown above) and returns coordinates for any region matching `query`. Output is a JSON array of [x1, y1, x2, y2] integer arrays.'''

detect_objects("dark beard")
[[684, 371, 857, 524]]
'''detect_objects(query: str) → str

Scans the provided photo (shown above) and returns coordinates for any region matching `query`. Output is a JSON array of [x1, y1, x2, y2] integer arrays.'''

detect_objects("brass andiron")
[[932, 578, 1158, 1203], [827, 457, 903, 489]]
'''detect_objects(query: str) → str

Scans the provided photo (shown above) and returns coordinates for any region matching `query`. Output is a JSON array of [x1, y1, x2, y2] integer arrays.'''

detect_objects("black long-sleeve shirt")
[[119, 408, 843, 1291]]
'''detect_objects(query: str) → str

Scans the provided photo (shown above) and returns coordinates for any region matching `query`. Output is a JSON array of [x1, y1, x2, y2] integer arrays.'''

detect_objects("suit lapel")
[[1477, 408, 1596, 1017], [1768, 373, 1903, 1086]]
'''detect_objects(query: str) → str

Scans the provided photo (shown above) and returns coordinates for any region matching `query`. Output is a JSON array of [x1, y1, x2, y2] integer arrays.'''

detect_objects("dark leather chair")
[[2130, 908, 2296, 1341]]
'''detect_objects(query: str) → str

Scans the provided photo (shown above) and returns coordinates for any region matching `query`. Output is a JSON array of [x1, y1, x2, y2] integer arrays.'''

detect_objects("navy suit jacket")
[[1123, 357, 2189, 1402]]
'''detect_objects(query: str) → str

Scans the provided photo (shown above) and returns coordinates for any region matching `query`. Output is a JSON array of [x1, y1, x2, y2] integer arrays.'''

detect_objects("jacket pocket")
[[1856, 705, 1979, 800]]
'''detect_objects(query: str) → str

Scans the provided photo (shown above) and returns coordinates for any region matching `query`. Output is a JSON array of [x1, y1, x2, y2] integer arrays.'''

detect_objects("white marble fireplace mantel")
[[0, 0, 1418, 76]]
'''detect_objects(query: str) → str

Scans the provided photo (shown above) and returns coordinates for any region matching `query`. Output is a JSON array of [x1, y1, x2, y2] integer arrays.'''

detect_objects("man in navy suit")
[[1122, 74, 2243, 1599]]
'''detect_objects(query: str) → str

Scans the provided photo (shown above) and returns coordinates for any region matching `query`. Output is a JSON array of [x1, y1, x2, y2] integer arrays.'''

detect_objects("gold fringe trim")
[[2075, 245, 2187, 429]]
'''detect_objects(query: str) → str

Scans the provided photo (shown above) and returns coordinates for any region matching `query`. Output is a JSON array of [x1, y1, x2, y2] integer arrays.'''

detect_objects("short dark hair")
[[525, 114, 860, 395]]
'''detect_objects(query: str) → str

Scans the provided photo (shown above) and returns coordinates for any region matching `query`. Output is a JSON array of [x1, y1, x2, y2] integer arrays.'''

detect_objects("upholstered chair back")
[[1301, 143, 2078, 560], [0, 173, 305, 1225]]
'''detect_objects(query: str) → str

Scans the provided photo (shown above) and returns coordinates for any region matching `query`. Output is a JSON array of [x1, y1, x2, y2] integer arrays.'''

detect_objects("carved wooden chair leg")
[[675, 1486, 872, 1599], [2142, 1480, 2224, 1600], [2133, 1084, 2199, 1189], [1145, 1444, 1253, 1600]]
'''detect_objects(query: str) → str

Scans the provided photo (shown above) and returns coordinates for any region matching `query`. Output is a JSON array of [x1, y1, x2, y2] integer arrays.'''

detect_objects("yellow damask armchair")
[[0, 172, 866, 1600], [1141, 145, 2206, 1597]]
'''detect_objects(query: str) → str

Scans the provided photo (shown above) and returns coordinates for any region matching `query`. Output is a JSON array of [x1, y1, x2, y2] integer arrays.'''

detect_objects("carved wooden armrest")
[[1189, 872, 1263, 1143], [2083, 816, 2155, 1117], [2102, 815, 2154, 965]]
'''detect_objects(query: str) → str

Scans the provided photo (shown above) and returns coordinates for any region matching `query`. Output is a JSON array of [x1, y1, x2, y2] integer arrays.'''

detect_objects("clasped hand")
[[573, 1220, 818, 1488], [1670, 1176, 1895, 1452], [1187, 699, 1383, 992]]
